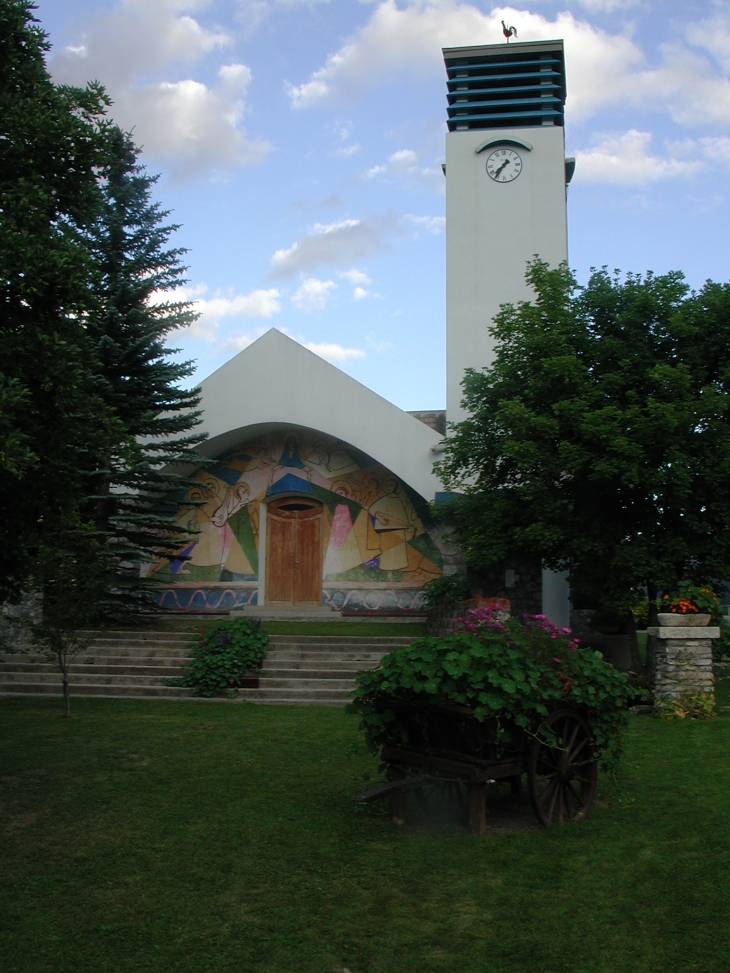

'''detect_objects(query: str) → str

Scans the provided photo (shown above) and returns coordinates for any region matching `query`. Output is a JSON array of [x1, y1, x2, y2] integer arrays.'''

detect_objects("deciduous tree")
[[436, 260, 730, 672]]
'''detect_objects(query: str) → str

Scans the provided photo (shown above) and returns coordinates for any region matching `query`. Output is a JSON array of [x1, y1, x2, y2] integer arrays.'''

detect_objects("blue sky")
[[38, 0, 730, 409]]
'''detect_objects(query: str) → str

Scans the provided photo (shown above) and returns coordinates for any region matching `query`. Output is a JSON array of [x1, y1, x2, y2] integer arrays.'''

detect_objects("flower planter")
[[657, 613, 711, 627]]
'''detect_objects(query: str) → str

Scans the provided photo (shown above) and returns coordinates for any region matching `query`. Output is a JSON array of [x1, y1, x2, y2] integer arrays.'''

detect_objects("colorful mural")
[[150, 431, 443, 607]]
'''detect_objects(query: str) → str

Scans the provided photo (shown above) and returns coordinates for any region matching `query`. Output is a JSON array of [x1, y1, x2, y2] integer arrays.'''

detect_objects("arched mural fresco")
[[151, 430, 443, 612]]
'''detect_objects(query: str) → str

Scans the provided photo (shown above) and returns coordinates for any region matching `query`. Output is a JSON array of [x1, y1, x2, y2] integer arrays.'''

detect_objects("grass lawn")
[[2, 688, 730, 973]]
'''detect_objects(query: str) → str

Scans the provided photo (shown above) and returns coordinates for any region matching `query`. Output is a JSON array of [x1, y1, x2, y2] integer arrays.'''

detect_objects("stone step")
[[84, 639, 194, 650], [79, 629, 195, 644], [264, 659, 376, 672], [267, 636, 412, 646], [0, 662, 183, 678], [266, 649, 388, 662], [0, 649, 190, 666], [0, 627, 401, 705], [259, 676, 354, 690], [0, 682, 191, 698], [0, 669, 183, 687]]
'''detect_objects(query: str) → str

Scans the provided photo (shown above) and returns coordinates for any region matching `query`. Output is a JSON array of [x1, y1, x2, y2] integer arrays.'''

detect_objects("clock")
[[485, 147, 522, 183]]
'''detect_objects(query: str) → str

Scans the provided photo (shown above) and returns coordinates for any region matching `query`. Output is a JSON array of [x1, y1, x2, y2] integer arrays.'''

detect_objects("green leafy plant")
[[349, 609, 630, 772], [661, 581, 722, 619], [656, 692, 715, 720], [420, 575, 472, 607], [174, 618, 269, 697], [631, 600, 652, 628]]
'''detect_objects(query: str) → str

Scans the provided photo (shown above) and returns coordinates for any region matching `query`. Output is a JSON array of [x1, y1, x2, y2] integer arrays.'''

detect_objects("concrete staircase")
[[0, 631, 410, 706], [240, 635, 409, 705]]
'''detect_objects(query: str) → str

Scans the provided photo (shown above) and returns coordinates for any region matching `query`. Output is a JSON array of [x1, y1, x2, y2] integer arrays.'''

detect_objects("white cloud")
[[339, 269, 371, 285], [51, 1, 270, 177], [404, 214, 445, 234], [285, 3, 646, 123], [685, 12, 730, 75], [175, 284, 281, 340], [301, 341, 366, 362], [222, 326, 271, 353], [283, 1, 730, 131], [564, 0, 639, 12], [332, 118, 361, 157], [574, 130, 702, 184], [269, 214, 399, 278], [365, 148, 418, 179], [338, 268, 372, 299], [363, 148, 441, 186], [291, 277, 337, 312]]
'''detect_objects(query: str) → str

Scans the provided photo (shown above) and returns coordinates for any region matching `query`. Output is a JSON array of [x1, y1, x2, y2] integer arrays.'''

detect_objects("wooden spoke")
[[527, 709, 598, 827]]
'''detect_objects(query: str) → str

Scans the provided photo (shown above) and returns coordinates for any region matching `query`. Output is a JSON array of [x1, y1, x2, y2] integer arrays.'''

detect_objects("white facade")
[[196, 327, 443, 503], [445, 126, 568, 421]]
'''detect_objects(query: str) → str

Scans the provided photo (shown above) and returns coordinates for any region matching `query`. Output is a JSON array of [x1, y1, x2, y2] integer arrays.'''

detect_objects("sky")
[[37, 0, 730, 410]]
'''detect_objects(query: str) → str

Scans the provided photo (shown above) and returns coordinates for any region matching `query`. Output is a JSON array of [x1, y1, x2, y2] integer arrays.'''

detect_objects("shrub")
[[349, 608, 630, 772], [174, 618, 269, 698], [420, 575, 472, 607], [656, 692, 715, 720]]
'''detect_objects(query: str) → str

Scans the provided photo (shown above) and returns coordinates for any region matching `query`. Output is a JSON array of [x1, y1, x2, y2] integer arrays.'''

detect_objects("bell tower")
[[443, 39, 571, 422], [442, 39, 572, 627]]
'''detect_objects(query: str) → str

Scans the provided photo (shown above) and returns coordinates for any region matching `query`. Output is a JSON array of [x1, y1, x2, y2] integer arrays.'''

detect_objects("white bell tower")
[[442, 40, 573, 627], [444, 39, 572, 423]]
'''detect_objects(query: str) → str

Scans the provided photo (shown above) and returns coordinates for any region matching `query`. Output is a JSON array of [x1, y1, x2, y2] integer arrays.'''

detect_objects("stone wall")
[[0, 591, 42, 653], [647, 621, 719, 703]]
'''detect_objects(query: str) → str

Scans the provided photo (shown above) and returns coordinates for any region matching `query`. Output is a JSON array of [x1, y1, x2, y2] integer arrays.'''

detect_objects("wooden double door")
[[266, 497, 323, 605]]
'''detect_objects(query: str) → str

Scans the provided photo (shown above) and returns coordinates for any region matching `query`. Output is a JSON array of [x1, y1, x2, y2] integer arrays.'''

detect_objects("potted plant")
[[658, 582, 721, 627]]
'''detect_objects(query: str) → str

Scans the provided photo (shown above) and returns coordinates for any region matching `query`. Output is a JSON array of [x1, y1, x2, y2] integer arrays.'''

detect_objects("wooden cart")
[[352, 699, 598, 832]]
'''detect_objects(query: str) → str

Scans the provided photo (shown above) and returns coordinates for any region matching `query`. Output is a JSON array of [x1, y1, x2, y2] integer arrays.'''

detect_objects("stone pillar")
[[646, 615, 719, 706]]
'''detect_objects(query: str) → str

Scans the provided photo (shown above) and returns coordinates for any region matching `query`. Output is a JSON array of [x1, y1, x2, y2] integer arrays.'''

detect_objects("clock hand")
[[494, 159, 510, 176]]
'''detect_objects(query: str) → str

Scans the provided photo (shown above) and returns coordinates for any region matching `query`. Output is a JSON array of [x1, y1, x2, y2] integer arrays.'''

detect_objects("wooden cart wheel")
[[528, 709, 597, 827]]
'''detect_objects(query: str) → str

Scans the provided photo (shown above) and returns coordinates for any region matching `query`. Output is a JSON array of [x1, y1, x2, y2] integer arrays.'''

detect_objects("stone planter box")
[[657, 613, 711, 627]]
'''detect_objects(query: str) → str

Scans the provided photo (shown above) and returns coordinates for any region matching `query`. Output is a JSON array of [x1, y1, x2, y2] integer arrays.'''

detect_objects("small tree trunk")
[[644, 584, 658, 686], [625, 611, 643, 673], [59, 650, 70, 718]]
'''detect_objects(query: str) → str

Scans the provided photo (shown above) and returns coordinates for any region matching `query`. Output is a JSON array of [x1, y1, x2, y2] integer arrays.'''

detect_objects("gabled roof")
[[196, 328, 444, 501]]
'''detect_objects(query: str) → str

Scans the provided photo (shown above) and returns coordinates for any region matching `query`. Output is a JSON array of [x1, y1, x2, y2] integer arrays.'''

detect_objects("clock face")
[[486, 148, 522, 183]]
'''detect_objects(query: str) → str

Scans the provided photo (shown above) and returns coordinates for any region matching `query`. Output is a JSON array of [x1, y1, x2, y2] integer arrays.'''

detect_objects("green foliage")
[[656, 692, 716, 720], [0, 0, 126, 603], [420, 574, 472, 607], [660, 581, 722, 619], [85, 127, 207, 614], [435, 259, 730, 620], [631, 600, 652, 628], [176, 618, 269, 697], [349, 613, 630, 772]]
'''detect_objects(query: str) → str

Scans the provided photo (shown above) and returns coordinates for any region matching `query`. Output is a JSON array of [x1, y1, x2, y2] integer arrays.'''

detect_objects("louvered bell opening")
[[443, 41, 566, 132]]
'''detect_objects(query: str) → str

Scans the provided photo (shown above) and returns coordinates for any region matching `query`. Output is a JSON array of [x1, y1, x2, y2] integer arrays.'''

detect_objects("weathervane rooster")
[[501, 20, 517, 41]]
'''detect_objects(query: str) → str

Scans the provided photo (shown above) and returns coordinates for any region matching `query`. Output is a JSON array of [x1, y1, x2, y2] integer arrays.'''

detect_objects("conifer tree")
[[85, 126, 207, 610], [0, 0, 121, 604]]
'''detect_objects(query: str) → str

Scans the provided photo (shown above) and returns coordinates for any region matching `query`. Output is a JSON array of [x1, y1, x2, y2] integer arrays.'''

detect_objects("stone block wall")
[[647, 624, 719, 702]]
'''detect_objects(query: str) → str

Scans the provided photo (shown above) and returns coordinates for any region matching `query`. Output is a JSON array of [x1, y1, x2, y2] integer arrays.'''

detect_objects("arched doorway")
[[266, 497, 323, 606]]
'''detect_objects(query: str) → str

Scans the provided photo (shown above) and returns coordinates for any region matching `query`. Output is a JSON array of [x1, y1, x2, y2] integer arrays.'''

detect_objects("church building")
[[151, 39, 574, 624]]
